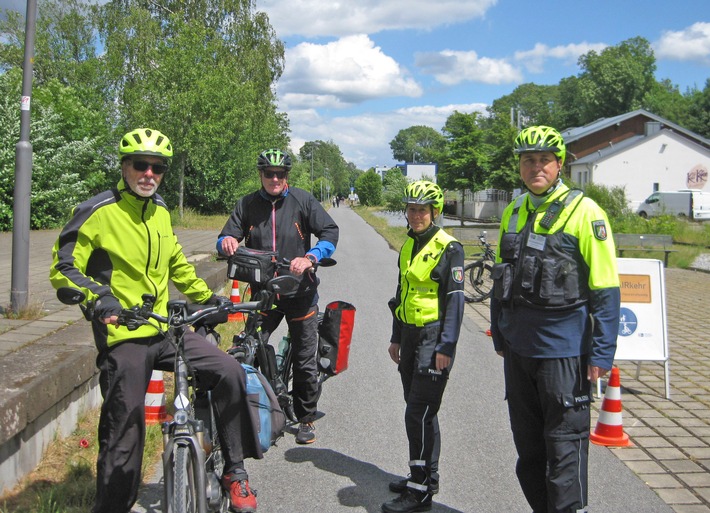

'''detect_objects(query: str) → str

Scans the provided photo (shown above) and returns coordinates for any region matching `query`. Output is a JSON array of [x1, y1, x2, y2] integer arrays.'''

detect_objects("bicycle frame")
[[55, 287, 260, 513]]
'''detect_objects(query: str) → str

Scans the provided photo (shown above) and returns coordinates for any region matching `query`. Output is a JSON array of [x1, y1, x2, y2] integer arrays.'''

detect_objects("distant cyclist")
[[384, 180, 465, 513], [50, 128, 262, 513], [217, 148, 339, 444]]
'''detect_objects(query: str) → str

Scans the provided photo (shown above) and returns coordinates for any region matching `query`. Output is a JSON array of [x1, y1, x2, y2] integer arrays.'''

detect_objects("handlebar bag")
[[227, 247, 277, 285], [242, 363, 285, 452], [317, 301, 356, 376]]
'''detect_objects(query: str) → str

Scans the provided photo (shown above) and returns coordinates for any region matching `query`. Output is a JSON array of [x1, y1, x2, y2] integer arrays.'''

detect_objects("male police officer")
[[490, 126, 620, 513]]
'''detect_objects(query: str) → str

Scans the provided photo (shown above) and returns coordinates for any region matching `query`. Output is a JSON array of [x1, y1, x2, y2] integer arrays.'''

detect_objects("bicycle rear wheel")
[[170, 444, 199, 513], [462, 262, 479, 303], [469, 261, 493, 302]]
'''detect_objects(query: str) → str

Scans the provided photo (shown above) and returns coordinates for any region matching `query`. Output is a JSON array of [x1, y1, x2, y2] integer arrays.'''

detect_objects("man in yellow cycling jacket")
[[50, 129, 261, 513], [490, 126, 620, 513]]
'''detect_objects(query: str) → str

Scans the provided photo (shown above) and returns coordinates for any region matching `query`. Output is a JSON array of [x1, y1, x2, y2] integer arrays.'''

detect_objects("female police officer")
[[384, 180, 465, 513]]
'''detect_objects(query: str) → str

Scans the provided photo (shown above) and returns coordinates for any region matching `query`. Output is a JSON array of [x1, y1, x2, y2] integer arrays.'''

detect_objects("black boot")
[[381, 489, 432, 513]]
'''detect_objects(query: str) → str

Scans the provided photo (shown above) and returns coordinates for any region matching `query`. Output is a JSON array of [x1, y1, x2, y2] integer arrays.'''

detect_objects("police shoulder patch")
[[452, 266, 464, 283], [592, 220, 608, 241]]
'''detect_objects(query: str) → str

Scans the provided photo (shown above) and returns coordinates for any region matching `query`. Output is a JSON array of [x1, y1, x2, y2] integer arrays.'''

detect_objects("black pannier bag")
[[317, 301, 356, 376], [227, 247, 277, 285]]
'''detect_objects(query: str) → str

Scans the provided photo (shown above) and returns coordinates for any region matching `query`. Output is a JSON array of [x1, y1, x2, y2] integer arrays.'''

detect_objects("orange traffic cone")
[[145, 370, 168, 424], [591, 367, 631, 447], [228, 279, 244, 322]]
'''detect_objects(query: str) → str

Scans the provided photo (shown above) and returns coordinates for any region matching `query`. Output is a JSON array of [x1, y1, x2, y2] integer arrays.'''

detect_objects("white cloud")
[[514, 42, 608, 74], [415, 49, 522, 85], [287, 102, 488, 169], [259, 0, 497, 38], [655, 22, 710, 64], [277, 35, 423, 110]]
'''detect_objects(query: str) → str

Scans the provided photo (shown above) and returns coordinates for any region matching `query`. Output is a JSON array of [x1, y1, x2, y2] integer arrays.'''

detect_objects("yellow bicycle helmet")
[[119, 128, 173, 159], [404, 180, 444, 213], [513, 125, 566, 165]]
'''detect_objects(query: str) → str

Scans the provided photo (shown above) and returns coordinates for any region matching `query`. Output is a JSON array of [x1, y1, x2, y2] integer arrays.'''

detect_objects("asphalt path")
[[133, 206, 671, 512]]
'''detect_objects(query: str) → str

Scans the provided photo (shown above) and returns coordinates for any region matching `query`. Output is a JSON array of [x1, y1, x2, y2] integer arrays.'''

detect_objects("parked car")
[[636, 190, 710, 220]]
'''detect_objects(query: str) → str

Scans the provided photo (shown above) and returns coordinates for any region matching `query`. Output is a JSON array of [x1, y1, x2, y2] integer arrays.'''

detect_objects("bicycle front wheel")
[[469, 261, 494, 302], [170, 444, 199, 513]]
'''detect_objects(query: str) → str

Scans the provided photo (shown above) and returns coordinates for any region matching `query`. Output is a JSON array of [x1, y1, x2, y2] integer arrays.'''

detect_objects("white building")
[[562, 110, 710, 210]]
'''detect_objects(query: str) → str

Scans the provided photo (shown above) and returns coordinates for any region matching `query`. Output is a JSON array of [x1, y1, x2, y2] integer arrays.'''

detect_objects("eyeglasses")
[[262, 170, 287, 179], [131, 160, 168, 174]]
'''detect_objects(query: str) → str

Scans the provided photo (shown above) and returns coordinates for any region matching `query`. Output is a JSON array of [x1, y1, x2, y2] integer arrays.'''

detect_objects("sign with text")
[[615, 258, 668, 361]]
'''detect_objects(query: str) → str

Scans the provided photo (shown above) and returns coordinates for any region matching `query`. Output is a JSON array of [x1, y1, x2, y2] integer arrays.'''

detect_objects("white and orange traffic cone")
[[591, 367, 631, 447], [145, 370, 168, 425], [228, 279, 244, 322]]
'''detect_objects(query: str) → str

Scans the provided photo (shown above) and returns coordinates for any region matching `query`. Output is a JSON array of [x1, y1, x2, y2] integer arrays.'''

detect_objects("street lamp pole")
[[11, 0, 38, 314]]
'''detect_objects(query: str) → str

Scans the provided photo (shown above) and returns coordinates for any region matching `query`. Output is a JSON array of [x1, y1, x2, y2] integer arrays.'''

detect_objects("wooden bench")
[[614, 233, 677, 267]]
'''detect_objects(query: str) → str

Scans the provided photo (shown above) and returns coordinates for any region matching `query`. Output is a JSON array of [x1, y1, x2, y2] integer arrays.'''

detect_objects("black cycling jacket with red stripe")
[[218, 186, 339, 297]]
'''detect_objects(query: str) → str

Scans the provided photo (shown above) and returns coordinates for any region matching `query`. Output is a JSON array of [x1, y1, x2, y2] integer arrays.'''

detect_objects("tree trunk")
[[178, 154, 185, 219], [460, 189, 465, 226]]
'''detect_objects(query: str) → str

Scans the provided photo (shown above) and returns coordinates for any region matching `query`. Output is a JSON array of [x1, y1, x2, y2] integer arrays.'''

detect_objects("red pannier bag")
[[317, 301, 356, 376]]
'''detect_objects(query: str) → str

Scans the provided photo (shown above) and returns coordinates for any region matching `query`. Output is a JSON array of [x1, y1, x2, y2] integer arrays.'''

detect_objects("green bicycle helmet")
[[404, 180, 444, 213], [257, 149, 292, 171], [119, 128, 173, 159], [513, 125, 566, 165]]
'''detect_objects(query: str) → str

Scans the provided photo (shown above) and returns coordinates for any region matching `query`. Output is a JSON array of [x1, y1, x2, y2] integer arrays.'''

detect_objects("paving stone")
[[655, 487, 702, 504], [639, 472, 685, 488], [678, 474, 710, 488]]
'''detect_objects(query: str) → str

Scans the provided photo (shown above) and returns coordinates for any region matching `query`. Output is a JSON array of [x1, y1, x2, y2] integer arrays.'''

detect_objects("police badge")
[[592, 220, 608, 241]]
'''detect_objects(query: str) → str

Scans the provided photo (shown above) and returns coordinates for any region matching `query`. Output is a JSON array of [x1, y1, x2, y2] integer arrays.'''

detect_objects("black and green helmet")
[[404, 180, 444, 213], [513, 125, 566, 165], [257, 149, 292, 171]]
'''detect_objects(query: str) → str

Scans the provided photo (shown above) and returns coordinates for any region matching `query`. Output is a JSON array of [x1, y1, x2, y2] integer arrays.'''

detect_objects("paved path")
[[1, 216, 710, 511]]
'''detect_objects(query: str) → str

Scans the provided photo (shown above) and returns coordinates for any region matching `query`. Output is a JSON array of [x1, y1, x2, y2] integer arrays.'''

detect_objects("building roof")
[[561, 109, 710, 148]]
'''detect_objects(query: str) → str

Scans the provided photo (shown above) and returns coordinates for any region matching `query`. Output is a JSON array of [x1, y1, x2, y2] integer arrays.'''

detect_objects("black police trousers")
[[398, 323, 449, 489], [503, 347, 591, 513]]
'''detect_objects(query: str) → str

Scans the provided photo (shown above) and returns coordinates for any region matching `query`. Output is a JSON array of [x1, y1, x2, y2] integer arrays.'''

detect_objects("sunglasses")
[[262, 170, 288, 179], [131, 160, 168, 174]]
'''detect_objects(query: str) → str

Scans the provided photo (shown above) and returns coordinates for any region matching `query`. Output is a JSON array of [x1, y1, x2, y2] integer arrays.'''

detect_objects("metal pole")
[[310, 151, 314, 194], [11, 0, 38, 314]]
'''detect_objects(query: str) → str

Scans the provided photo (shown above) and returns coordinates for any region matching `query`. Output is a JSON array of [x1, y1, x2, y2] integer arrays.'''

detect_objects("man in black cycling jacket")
[[217, 148, 339, 444]]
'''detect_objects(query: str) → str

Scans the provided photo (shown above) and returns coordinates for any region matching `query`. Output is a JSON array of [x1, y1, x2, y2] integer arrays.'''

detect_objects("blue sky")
[[259, 0, 710, 169], [2, 0, 708, 170]]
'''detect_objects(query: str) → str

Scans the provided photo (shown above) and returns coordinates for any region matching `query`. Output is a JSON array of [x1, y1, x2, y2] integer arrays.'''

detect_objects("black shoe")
[[389, 478, 439, 495], [381, 490, 432, 513], [295, 422, 316, 444]]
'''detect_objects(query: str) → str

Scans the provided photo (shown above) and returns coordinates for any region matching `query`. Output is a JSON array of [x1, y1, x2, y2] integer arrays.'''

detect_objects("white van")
[[637, 190, 710, 220]]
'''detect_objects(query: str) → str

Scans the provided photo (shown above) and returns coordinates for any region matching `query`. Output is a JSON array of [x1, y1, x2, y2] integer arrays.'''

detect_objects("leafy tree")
[[487, 83, 559, 128], [555, 76, 584, 129], [686, 79, 710, 139], [642, 79, 693, 127], [96, 0, 287, 214], [581, 183, 631, 221], [390, 125, 446, 164], [480, 115, 520, 191], [382, 167, 408, 211], [297, 140, 351, 198], [437, 111, 489, 192], [355, 170, 383, 206], [0, 71, 104, 230], [576, 37, 657, 122]]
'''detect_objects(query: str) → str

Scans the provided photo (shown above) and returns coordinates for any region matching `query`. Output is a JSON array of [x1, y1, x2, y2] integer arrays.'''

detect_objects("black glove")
[[203, 294, 231, 306], [94, 294, 123, 320]]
